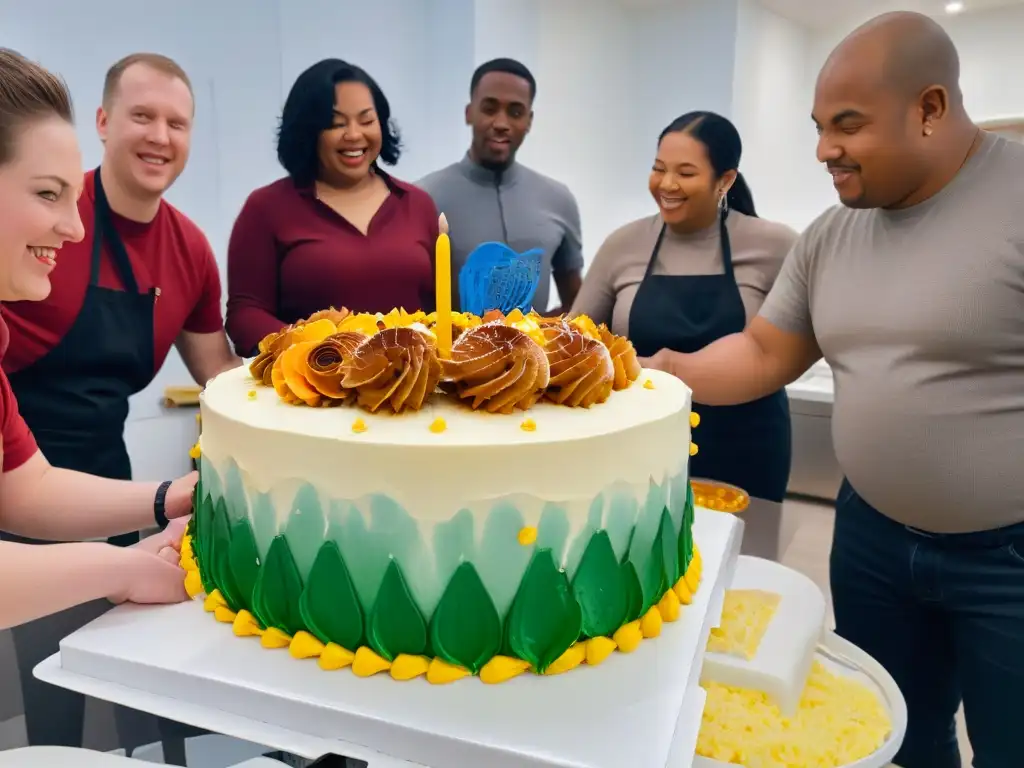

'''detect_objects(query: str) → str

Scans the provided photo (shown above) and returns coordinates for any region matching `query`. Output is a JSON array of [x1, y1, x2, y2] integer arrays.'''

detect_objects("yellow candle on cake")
[[435, 213, 452, 358]]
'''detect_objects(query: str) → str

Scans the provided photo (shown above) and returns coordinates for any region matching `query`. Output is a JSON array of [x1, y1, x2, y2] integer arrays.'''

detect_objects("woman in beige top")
[[572, 111, 797, 559]]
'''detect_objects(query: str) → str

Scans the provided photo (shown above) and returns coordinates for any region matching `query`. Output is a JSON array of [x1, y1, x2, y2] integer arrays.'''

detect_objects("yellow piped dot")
[[318, 643, 355, 671], [427, 658, 470, 685], [641, 606, 663, 638], [643, 379, 655, 390], [184, 570, 204, 599], [203, 590, 227, 613], [390, 654, 430, 680], [685, 558, 701, 594], [352, 647, 391, 677], [289, 631, 325, 659], [188, 442, 201, 460], [213, 606, 237, 624], [544, 643, 586, 675], [351, 418, 367, 434], [520, 418, 537, 432], [690, 442, 699, 456], [658, 587, 682, 622], [182, 555, 198, 572], [260, 627, 292, 649], [585, 636, 617, 666], [690, 411, 700, 428], [673, 576, 693, 605], [232, 610, 264, 637], [428, 417, 447, 434], [247, 389, 257, 400], [613, 620, 643, 653], [480, 655, 531, 684], [517, 526, 538, 546]]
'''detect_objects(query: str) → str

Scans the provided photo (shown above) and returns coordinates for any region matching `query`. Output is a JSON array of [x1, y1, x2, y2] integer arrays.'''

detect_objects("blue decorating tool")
[[459, 241, 543, 316]]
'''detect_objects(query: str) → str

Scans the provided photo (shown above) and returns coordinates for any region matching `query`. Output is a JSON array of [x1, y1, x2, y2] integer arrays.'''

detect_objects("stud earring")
[[924, 124, 933, 136]]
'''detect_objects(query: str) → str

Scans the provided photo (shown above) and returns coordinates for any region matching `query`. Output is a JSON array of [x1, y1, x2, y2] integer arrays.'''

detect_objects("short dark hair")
[[470, 58, 537, 101], [277, 59, 401, 186], [103, 53, 193, 109], [0, 48, 74, 167], [658, 111, 758, 218]]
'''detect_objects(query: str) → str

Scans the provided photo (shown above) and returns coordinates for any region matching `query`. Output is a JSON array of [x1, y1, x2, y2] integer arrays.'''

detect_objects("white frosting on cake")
[[201, 366, 692, 525]]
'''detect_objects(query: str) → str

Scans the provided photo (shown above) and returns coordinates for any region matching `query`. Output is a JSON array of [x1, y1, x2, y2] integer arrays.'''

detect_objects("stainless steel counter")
[[785, 361, 842, 503]]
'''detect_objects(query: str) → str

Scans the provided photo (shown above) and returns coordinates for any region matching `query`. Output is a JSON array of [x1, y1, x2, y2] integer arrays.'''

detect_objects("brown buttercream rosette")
[[298, 331, 367, 402], [443, 323, 550, 413], [599, 325, 642, 390], [541, 321, 615, 407], [340, 327, 442, 413]]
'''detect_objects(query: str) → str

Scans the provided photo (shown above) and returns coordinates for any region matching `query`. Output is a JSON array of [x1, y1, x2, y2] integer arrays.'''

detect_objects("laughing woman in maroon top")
[[226, 59, 437, 356]]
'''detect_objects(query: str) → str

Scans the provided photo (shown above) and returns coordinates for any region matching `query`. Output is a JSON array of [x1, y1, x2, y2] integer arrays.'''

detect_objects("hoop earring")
[[719, 192, 729, 211]]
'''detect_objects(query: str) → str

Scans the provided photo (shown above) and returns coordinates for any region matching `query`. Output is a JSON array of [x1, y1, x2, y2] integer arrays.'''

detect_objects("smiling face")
[[649, 131, 734, 231], [96, 63, 193, 202], [466, 72, 533, 170], [316, 81, 382, 187], [0, 115, 85, 301], [812, 57, 929, 209]]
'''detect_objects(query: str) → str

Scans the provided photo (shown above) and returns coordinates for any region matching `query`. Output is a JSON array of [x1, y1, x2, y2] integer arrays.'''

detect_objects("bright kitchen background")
[[0, 0, 1021, 754]]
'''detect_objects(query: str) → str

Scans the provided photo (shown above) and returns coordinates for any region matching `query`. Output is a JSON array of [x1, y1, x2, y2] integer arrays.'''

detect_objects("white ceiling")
[[758, 0, 1024, 30]]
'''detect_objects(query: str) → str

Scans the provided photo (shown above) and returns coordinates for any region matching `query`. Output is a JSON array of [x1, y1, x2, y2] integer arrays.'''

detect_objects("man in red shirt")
[[1, 52, 238, 753]]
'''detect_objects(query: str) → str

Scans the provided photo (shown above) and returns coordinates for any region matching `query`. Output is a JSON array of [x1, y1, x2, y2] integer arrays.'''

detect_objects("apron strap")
[[91, 167, 142, 294], [645, 208, 734, 281]]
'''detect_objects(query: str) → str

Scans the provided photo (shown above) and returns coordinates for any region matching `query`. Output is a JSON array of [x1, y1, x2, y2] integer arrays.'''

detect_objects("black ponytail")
[[658, 111, 758, 218], [727, 171, 756, 217]]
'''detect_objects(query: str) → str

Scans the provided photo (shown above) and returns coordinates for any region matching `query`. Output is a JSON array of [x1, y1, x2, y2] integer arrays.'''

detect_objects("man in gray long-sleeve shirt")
[[417, 58, 583, 314]]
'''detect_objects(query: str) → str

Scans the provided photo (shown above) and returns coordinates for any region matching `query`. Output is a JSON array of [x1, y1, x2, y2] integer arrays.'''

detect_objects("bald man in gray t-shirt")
[[641, 13, 1024, 768]]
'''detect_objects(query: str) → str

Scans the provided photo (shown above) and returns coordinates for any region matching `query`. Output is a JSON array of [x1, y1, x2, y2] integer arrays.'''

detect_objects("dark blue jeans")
[[831, 480, 1024, 768]]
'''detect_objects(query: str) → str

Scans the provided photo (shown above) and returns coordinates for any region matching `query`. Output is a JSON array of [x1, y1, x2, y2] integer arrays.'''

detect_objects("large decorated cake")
[[181, 307, 702, 685]]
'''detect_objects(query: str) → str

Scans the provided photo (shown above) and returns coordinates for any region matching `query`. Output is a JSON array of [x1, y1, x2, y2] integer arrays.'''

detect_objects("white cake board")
[[39, 509, 741, 768], [0, 748, 280, 768]]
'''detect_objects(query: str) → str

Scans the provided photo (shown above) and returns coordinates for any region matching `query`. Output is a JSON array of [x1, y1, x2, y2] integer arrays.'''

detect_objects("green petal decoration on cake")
[[211, 498, 245, 612], [368, 560, 428, 661], [572, 530, 629, 638], [506, 549, 583, 674], [621, 558, 644, 623], [679, 482, 695, 572], [641, 519, 668, 614], [299, 541, 364, 650], [227, 518, 261, 612], [429, 562, 502, 674], [659, 508, 680, 587], [193, 475, 217, 596], [252, 535, 306, 636]]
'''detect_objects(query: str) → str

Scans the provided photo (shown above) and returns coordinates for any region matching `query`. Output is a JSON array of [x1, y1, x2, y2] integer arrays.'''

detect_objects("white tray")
[[41, 509, 742, 768]]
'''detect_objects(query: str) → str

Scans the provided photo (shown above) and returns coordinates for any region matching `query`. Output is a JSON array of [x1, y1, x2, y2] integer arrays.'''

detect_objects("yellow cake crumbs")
[[643, 379, 656, 389], [698, 661, 891, 767], [351, 418, 367, 433], [707, 589, 782, 660], [247, 389, 257, 400], [429, 417, 447, 433], [517, 526, 538, 546], [694, 480, 750, 514], [520, 418, 537, 432], [690, 442, 699, 456], [690, 411, 700, 428]]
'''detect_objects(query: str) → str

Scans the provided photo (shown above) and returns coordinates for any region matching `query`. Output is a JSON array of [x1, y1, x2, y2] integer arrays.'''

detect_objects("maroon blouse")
[[226, 172, 438, 355]]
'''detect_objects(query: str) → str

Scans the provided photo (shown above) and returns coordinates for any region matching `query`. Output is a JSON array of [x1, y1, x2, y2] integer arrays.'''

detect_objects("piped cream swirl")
[[341, 327, 442, 413], [541, 321, 615, 407], [443, 322, 550, 413]]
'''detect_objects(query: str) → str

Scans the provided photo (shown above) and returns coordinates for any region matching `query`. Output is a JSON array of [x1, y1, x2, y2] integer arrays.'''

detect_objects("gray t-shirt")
[[417, 155, 583, 312], [572, 211, 798, 336], [760, 131, 1024, 533]]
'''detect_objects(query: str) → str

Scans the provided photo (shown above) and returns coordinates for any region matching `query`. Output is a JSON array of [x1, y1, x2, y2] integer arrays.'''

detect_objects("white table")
[[0, 747, 279, 768], [37, 510, 743, 768]]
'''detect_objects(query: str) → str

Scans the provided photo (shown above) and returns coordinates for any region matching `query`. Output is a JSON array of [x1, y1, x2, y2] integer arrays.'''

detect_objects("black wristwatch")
[[154, 480, 173, 529]]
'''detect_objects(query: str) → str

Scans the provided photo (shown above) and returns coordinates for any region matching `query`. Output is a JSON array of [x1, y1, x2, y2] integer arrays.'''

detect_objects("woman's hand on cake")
[[638, 348, 680, 378], [165, 472, 198, 520], [107, 546, 188, 606], [135, 518, 188, 564]]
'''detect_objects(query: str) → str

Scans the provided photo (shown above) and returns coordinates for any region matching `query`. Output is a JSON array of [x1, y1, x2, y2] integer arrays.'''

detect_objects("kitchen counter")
[[785, 361, 842, 502]]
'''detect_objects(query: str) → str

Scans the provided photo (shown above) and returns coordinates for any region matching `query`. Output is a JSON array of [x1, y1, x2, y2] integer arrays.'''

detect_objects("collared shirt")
[[2, 170, 224, 374], [225, 171, 438, 356], [417, 155, 583, 312]]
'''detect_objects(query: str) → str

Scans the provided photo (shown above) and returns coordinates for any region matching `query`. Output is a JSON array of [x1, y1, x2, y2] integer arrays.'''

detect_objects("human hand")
[[165, 471, 198, 520], [108, 546, 188, 606], [135, 517, 189, 564], [638, 348, 677, 375]]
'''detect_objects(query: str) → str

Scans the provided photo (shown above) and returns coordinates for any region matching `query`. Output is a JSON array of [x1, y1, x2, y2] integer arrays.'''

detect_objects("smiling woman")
[[225, 59, 439, 357]]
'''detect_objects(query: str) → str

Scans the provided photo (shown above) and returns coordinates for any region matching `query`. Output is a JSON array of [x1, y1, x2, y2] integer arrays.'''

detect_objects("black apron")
[[628, 210, 791, 502], [8, 166, 156, 546]]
